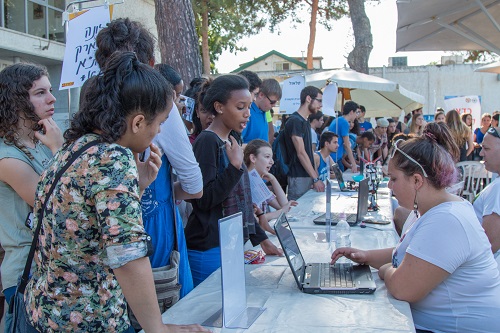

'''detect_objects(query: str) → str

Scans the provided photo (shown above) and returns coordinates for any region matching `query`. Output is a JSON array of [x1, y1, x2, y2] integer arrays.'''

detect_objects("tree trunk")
[[346, 0, 373, 74], [201, 0, 211, 75], [307, 0, 319, 70], [154, 0, 202, 86]]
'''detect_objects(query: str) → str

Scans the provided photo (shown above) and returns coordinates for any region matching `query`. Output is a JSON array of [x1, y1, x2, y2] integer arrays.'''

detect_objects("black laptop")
[[313, 178, 369, 226], [274, 213, 376, 294]]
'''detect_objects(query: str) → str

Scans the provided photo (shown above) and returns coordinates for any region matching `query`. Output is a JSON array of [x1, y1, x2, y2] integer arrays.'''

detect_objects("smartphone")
[[180, 95, 195, 122]]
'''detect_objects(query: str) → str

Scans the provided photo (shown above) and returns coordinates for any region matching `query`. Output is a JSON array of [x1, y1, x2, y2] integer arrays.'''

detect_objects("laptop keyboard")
[[319, 263, 354, 288], [331, 213, 357, 223]]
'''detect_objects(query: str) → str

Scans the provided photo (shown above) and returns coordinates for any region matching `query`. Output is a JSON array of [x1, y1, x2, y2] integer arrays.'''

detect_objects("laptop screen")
[[331, 163, 346, 190], [274, 214, 306, 286]]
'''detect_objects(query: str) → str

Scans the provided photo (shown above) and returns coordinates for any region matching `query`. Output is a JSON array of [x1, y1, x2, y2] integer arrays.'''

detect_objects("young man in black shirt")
[[283, 86, 326, 200]]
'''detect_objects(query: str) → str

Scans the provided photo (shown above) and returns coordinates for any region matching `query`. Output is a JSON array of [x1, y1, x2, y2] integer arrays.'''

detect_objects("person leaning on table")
[[332, 122, 500, 333], [473, 127, 500, 258]]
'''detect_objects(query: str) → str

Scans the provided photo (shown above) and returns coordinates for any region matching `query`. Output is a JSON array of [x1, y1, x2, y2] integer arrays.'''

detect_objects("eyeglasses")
[[487, 126, 500, 139], [312, 98, 323, 103], [390, 139, 428, 178], [264, 93, 278, 105]]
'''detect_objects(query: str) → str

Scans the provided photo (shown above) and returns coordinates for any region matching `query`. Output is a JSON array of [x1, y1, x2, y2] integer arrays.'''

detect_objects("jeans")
[[188, 247, 221, 287]]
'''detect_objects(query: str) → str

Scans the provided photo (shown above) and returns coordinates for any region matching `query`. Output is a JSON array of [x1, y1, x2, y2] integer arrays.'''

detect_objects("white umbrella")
[[305, 69, 425, 118], [396, 0, 500, 54], [475, 60, 500, 73]]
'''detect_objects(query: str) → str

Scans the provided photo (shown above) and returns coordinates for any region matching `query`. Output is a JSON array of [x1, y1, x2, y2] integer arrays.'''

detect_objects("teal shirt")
[[0, 138, 52, 291]]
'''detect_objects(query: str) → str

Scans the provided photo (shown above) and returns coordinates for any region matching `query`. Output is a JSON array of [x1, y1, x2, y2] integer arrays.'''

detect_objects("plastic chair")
[[456, 161, 492, 202], [446, 180, 465, 197]]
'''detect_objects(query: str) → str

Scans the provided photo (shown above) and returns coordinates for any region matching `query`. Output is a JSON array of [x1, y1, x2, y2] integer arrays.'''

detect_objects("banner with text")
[[59, 6, 111, 90], [279, 76, 305, 114], [443, 95, 482, 129]]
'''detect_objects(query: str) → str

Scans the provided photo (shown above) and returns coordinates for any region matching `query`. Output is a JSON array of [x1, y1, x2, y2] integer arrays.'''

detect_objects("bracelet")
[[256, 212, 265, 217]]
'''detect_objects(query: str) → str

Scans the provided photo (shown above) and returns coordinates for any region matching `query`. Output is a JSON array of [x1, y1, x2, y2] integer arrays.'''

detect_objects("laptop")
[[313, 178, 369, 226], [331, 163, 356, 192], [274, 213, 376, 294]]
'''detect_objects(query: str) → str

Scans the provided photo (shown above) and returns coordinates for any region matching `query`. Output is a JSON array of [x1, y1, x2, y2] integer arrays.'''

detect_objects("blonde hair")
[[445, 110, 470, 147]]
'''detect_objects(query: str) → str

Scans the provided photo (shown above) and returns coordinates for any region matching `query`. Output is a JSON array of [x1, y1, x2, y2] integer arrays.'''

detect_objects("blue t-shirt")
[[358, 120, 372, 133], [315, 152, 329, 182], [474, 127, 486, 144], [328, 116, 350, 163], [242, 102, 268, 143]]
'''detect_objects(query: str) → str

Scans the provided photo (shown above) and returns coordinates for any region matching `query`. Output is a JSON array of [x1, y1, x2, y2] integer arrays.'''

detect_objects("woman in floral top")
[[24, 52, 209, 333]]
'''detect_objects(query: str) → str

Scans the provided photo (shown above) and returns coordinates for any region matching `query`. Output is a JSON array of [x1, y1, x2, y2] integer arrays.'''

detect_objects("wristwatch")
[[312, 177, 320, 183]]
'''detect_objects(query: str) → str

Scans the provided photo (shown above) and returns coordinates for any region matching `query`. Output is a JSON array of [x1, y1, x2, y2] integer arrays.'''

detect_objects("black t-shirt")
[[185, 130, 267, 251], [283, 112, 314, 178]]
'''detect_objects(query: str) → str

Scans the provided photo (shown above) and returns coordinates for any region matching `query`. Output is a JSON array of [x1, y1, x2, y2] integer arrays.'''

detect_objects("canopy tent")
[[475, 60, 500, 73], [304, 69, 425, 118], [396, 0, 500, 54]]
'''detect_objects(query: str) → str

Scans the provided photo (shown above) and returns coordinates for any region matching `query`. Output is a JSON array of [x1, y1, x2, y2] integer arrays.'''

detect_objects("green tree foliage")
[[461, 50, 499, 63]]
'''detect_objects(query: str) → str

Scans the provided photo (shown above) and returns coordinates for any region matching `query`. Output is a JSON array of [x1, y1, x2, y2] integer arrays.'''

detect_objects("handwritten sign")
[[443, 95, 482, 130], [280, 76, 305, 114], [59, 6, 111, 90]]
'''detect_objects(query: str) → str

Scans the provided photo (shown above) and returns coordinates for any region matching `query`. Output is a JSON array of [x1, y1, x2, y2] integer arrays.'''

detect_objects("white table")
[[158, 186, 415, 332]]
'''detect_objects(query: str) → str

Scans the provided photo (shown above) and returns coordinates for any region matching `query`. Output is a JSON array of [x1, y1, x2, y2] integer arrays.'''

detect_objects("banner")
[[59, 6, 112, 90], [443, 95, 482, 129], [279, 76, 305, 114], [322, 82, 338, 117]]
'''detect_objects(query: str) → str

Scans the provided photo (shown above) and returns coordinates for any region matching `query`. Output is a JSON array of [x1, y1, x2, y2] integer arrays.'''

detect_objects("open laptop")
[[313, 178, 369, 226], [274, 213, 376, 294], [331, 163, 356, 192]]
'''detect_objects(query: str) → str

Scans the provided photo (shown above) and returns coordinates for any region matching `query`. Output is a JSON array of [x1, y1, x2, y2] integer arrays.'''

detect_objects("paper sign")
[[248, 169, 274, 207], [443, 95, 482, 130], [280, 76, 305, 114], [59, 6, 111, 90], [322, 82, 338, 117]]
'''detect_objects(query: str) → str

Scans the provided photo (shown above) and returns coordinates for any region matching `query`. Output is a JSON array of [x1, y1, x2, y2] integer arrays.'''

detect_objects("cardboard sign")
[[280, 76, 305, 114], [59, 6, 111, 90]]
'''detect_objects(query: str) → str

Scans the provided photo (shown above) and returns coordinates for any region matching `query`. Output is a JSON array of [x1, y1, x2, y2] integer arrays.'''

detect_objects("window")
[[275, 62, 290, 71], [2, 0, 65, 43]]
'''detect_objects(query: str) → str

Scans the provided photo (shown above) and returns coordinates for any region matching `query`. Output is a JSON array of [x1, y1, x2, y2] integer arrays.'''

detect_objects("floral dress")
[[24, 134, 151, 333]]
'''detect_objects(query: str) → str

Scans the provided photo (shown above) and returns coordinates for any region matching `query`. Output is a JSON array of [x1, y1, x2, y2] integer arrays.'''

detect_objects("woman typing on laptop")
[[331, 123, 500, 333]]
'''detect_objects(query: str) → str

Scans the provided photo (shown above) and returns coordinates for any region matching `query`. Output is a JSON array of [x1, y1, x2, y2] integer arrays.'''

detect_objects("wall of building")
[[370, 64, 500, 117], [242, 54, 306, 72]]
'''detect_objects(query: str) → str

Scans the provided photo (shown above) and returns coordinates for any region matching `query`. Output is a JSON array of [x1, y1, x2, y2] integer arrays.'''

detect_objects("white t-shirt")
[[473, 177, 500, 224], [310, 128, 318, 149], [154, 104, 203, 194], [392, 200, 500, 333]]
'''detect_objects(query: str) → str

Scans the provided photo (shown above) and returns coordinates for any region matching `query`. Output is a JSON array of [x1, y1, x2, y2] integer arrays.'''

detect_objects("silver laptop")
[[274, 213, 376, 294], [313, 178, 369, 226], [331, 163, 356, 192]]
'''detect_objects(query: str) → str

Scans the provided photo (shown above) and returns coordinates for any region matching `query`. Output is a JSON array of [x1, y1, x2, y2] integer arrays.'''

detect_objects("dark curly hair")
[[202, 74, 249, 116], [0, 62, 49, 159], [95, 18, 155, 68], [64, 52, 172, 144]]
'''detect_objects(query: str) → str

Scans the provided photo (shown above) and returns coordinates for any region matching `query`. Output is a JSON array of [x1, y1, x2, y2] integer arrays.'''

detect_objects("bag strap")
[[170, 164, 178, 252], [18, 139, 101, 294]]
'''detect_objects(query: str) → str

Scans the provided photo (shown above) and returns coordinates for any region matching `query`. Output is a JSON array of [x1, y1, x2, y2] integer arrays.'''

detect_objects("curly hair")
[[0, 62, 49, 159], [95, 18, 155, 68], [64, 52, 172, 144]]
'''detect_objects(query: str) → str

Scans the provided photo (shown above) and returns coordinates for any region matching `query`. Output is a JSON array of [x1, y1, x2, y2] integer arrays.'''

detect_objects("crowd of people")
[[0, 16, 499, 333]]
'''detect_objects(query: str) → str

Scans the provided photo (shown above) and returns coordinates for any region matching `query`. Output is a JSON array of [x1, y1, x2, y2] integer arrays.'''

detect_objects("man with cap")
[[368, 118, 389, 161], [473, 127, 500, 261]]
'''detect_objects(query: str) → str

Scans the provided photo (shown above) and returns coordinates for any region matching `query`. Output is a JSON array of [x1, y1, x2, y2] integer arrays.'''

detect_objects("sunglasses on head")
[[487, 127, 500, 139], [390, 139, 428, 178]]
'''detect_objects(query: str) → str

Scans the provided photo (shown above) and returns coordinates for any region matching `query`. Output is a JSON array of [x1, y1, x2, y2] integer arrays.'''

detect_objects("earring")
[[413, 190, 419, 218]]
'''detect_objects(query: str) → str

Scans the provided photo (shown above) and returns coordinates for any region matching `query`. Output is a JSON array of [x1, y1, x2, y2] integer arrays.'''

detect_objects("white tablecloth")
[[157, 187, 415, 333]]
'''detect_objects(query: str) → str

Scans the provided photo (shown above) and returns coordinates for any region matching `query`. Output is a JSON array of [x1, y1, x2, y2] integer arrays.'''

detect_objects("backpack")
[[270, 130, 290, 187]]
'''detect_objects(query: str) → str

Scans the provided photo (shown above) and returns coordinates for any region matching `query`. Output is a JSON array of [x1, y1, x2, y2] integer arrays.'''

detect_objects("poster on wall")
[[59, 6, 112, 90], [279, 76, 305, 114], [443, 95, 482, 129]]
